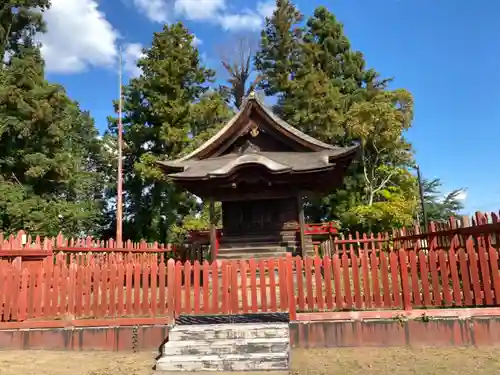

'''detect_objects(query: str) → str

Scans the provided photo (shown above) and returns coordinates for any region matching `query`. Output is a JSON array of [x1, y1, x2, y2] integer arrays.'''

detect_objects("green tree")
[[107, 23, 231, 242], [254, 0, 303, 99], [423, 178, 465, 223], [0, 48, 107, 236], [256, 3, 418, 232], [0, 1, 51, 62]]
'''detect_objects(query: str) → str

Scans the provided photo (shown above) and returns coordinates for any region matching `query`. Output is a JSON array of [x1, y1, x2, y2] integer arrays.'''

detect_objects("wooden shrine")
[[157, 93, 359, 260]]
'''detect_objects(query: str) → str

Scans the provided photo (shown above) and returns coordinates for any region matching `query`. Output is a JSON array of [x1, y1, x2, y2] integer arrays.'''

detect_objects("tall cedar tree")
[[256, 3, 418, 232], [254, 0, 303, 100], [107, 23, 231, 242], [0, 47, 107, 235]]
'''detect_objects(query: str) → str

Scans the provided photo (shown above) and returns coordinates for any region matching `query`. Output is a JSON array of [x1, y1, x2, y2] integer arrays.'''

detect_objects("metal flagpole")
[[116, 46, 124, 247]]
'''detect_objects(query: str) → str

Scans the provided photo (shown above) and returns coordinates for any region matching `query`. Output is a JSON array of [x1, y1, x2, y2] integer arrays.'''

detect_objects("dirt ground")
[[0, 347, 500, 375]]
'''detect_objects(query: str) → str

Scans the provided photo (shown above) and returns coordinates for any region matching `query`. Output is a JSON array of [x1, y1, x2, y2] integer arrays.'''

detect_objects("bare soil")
[[1, 347, 500, 375]]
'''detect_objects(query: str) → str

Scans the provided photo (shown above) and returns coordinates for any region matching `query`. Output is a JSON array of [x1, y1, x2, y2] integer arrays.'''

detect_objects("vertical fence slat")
[[313, 256, 324, 311], [268, 259, 278, 312], [447, 247, 461, 306], [466, 239, 483, 306], [210, 261, 218, 314], [351, 253, 362, 309], [332, 254, 343, 310], [183, 262, 191, 314], [240, 260, 249, 313], [259, 260, 268, 312], [323, 256, 333, 310], [438, 251, 453, 307], [125, 263, 133, 316], [286, 254, 296, 321], [202, 261, 210, 314], [370, 251, 382, 308], [295, 257, 305, 311], [151, 262, 158, 316], [167, 259, 175, 319], [341, 251, 353, 309], [458, 248, 473, 306], [193, 261, 200, 315], [477, 241, 493, 305], [278, 257, 287, 311], [304, 257, 314, 311], [488, 246, 500, 304], [389, 252, 401, 308], [428, 249, 441, 307], [398, 249, 411, 310], [361, 250, 372, 309], [249, 259, 258, 313], [230, 260, 239, 314], [158, 262, 166, 316]]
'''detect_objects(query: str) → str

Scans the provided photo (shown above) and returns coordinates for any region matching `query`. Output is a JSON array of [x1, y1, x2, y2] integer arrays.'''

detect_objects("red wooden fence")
[[2, 232, 500, 323]]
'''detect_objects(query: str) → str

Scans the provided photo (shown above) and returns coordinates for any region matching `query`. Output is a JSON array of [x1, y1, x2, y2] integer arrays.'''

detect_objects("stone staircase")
[[216, 233, 314, 260], [155, 322, 291, 372], [217, 235, 288, 260]]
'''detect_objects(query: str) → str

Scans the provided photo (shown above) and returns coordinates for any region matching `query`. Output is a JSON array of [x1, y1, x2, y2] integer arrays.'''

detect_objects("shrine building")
[[157, 93, 359, 260]]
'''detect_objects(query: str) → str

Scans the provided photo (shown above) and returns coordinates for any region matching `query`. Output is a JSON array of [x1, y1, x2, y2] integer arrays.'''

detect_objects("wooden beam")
[[209, 198, 217, 261], [297, 194, 306, 258]]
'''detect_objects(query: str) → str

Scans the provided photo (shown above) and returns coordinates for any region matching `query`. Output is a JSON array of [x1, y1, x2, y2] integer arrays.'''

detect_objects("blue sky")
[[40, 0, 499, 215]]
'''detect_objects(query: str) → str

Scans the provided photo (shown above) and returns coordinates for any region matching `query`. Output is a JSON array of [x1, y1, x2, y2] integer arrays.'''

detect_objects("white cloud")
[[174, 0, 225, 21], [133, 0, 170, 23], [40, 0, 118, 74], [192, 35, 203, 46], [217, 1, 275, 32], [123, 43, 144, 77], [218, 11, 262, 31], [129, 0, 274, 32], [455, 191, 468, 201], [256, 0, 276, 19]]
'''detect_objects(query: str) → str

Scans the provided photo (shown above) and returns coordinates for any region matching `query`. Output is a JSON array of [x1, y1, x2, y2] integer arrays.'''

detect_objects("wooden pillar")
[[209, 198, 217, 261], [297, 194, 306, 258]]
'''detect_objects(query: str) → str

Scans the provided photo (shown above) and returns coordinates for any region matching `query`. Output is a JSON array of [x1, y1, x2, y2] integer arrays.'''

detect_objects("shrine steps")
[[155, 322, 290, 372], [217, 246, 288, 260]]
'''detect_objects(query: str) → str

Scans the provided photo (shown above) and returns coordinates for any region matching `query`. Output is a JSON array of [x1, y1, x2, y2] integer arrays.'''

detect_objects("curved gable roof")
[[176, 93, 337, 162]]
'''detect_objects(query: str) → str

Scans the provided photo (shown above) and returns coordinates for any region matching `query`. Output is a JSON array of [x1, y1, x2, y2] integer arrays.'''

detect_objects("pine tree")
[[107, 23, 231, 242]]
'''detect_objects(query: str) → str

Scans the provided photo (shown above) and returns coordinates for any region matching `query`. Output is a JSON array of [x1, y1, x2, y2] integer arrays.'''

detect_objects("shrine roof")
[[173, 93, 340, 162], [157, 146, 358, 180]]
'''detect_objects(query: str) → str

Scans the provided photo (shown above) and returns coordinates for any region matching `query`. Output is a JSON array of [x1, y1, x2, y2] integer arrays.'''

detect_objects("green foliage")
[[169, 201, 222, 242], [106, 23, 232, 242], [0, 1, 51, 62], [255, 0, 304, 98], [0, 48, 107, 236], [256, 3, 419, 232], [423, 178, 465, 223]]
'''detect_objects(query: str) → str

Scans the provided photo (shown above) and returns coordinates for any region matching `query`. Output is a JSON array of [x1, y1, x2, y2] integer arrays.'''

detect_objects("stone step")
[[154, 371, 290, 375], [221, 236, 282, 244], [217, 252, 288, 260], [168, 323, 289, 341], [162, 337, 289, 356], [218, 245, 286, 253], [155, 352, 289, 372]]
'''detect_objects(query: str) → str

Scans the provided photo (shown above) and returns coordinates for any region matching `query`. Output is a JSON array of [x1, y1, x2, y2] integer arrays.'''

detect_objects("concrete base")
[[156, 323, 291, 372]]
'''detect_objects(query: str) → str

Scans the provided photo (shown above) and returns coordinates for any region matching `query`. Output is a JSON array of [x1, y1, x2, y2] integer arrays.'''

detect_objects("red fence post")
[[398, 249, 412, 310], [286, 253, 296, 321]]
